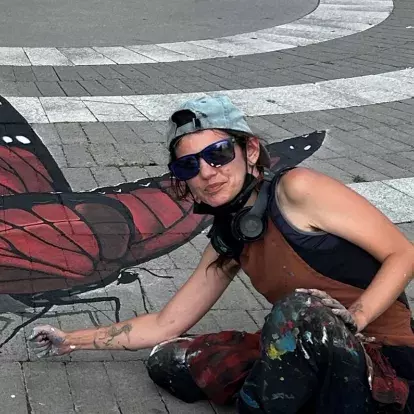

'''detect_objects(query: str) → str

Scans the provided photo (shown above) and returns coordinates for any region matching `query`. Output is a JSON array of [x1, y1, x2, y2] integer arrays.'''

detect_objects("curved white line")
[[5, 67, 413, 123], [1, 0, 393, 66]]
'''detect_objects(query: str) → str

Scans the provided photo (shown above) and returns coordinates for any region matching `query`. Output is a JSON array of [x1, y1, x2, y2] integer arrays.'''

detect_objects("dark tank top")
[[268, 170, 409, 308]]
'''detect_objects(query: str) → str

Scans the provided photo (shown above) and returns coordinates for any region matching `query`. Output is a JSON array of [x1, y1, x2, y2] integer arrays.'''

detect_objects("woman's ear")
[[246, 137, 261, 166]]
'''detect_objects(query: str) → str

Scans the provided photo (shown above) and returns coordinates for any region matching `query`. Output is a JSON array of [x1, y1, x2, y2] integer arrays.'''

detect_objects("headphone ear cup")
[[231, 208, 267, 242], [211, 228, 236, 257]]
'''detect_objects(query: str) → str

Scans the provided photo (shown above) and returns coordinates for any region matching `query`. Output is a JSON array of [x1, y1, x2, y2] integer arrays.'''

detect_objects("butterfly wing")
[[0, 192, 134, 294], [0, 96, 71, 194], [266, 130, 326, 170], [0, 108, 325, 297], [100, 178, 211, 263]]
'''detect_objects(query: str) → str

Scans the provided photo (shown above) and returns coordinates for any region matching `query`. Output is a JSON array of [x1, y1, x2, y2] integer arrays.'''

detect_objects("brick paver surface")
[[0, 0, 413, 412]]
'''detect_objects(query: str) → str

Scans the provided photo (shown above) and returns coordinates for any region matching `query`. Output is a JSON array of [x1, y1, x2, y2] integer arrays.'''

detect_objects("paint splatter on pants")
[[147, 292, 377, 413], [237, 292, 375, 413]]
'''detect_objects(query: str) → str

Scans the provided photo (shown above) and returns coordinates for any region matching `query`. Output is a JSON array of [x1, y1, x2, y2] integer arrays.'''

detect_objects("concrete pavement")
[[0, 0, 316, 47]]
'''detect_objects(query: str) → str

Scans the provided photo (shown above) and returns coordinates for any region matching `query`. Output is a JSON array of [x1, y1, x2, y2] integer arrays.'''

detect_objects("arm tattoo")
[[348, 300, 363, 317], [94, 324, 133, 349], [104, 324, 132, 346]]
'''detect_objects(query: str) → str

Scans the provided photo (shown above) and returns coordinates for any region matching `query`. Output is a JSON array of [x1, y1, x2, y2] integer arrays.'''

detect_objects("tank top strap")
[[267, 166, 295, 199]]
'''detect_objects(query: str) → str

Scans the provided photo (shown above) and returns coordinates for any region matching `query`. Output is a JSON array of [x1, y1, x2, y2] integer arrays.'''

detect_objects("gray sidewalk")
[[0, 0, 414, 412]]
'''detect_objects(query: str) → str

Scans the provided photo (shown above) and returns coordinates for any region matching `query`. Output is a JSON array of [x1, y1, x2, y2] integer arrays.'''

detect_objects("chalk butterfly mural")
[[0, 95, 325, 347]]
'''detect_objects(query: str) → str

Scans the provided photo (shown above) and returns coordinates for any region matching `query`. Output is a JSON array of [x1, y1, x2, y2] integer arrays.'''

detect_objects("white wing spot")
[[289, 145, 294, 150], [304, 145, 311, 151], [2, 136, 13, 143], [16, 135, 31, 144]]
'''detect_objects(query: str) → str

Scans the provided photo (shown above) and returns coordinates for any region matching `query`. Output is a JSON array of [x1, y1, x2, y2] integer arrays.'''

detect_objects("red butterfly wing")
[[0, 193, 133, 294], [0, 96, 71, 194], [105, 184, 211, 263]]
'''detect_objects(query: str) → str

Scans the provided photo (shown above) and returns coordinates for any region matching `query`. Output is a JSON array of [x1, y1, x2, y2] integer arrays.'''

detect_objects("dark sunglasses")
[[169, 137, 236, 181]]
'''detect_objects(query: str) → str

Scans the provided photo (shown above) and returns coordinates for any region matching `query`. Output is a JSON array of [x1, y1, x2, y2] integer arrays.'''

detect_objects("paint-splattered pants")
[[147, 292, 376, 413], [237, 292, 375, 413]]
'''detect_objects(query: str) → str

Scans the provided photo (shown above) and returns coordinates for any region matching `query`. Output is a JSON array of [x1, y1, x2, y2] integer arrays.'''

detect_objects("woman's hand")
[[296, 288, 359, 333], [28, 325, 74, 358]]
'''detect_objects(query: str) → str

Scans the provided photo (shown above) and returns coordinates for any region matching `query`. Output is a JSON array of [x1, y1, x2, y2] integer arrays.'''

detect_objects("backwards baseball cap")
[[166, 95, 270, 168]]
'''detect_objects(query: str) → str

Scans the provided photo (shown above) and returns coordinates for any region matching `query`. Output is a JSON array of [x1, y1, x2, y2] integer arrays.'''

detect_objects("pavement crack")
[[155, 388, 171, 414], [102, 361, 125, 414], [63, 362, 78, 413], [20, 362, 33, 414]]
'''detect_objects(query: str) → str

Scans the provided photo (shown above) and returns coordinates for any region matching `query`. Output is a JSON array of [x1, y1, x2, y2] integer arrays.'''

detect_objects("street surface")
[[0, 0, 413, 412]]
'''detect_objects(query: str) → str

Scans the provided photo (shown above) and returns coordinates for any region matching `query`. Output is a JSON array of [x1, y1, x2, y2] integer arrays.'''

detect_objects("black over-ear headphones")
[[208, 168, 275, 258], [231, 168, 275, 242]]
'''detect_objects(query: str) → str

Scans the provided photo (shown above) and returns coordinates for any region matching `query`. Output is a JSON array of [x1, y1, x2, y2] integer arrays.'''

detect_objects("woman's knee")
[[261, 292, 361, 361], [264, 291, 336, 330], [146, 337, 206, 403]]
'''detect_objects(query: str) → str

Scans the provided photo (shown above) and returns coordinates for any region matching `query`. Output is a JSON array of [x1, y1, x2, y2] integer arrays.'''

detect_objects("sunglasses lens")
[[170, 156, 199, 180], [203, 140, 235, 167], [169, 138, 235, 181]]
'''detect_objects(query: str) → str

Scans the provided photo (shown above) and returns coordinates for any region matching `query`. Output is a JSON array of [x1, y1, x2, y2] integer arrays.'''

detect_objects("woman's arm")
[[30, 243, 239, 355], [279, 167, 414, 332]]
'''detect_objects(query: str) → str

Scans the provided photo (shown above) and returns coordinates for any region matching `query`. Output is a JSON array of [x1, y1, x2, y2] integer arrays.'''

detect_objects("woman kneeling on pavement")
[[30, 95, 414, 413]]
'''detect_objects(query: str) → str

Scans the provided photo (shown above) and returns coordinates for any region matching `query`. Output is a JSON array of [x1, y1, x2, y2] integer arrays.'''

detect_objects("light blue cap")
[[166, 95, 270, 167]]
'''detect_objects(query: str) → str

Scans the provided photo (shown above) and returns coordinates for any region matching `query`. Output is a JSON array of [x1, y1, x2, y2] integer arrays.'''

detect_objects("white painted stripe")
[[23, 48, 73, 66], [0, 48, 31, 65], [9, 98, 49, 123], [58, 48, 116, 65], [81, 96, 147, 122], [6, 67, 414, 123], [92, 47, 157, 64], [126, 45, 193, 62], [348, 178, 414, 224], [1, 0, 392, 66], [40, 97, 97, 123], [385, 178, 414, 199], [155, 42, 229, 59]]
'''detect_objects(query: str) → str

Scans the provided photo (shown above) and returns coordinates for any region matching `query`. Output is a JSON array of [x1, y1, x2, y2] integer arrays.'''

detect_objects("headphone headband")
[[230, 168, 275, 242], [208, 167, 293, 258], [245, 168, 274, 219]]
